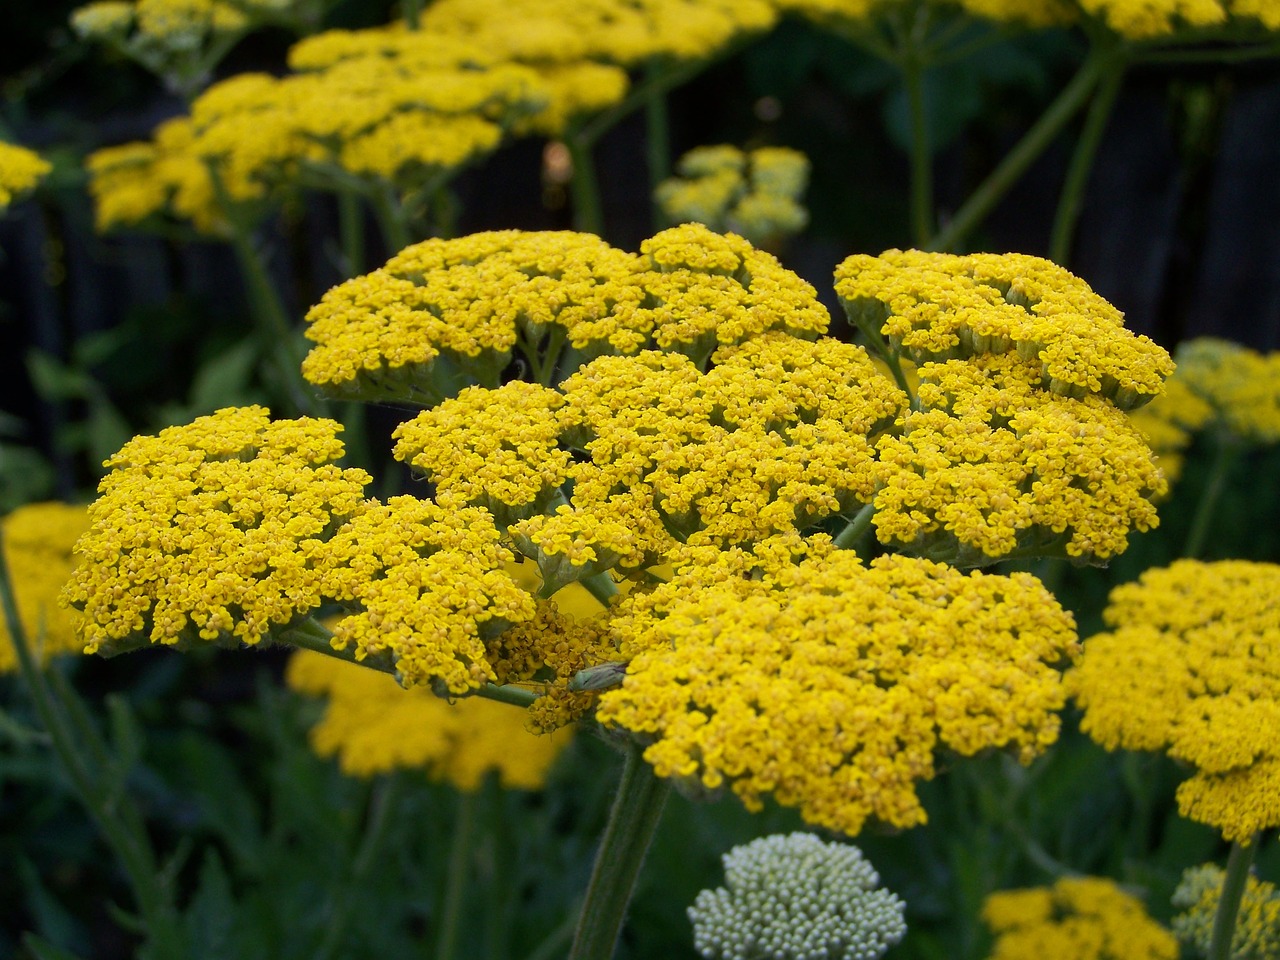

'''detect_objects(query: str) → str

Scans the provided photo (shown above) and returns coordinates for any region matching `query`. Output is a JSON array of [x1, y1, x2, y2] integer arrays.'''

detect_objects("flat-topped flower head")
[[316, 496, 538, 695], [393, 381, 571, 526], [1172, 863, 1280, 960], [1171, 338, 1280, 445], [303, 225, 830, 406], [0, 143, 52, 210], [835, 249, 1173, 411], [596, 541, 1077, 836], [286, 650, 571, 788], [513, 337, 906, 592], [688, 833, 907, 960], [1, 503, 91, 672], [982, 877, 1178, 960], [61, 407, 371, 655], [873, 354, 1166, 566], [1067, 559, 1280, 843], [1076, 0, 1280, 38]]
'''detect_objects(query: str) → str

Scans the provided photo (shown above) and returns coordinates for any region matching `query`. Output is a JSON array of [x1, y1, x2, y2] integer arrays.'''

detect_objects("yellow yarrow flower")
[[1172, 863, 1280, 960], [655, 145, 810, 246], [835, 249, 1173, 411], [1126, 374, 1214, 484], [61, 406, 371, 654], [1067, 559, 1280, 843], [0, 143, 52, 210], [1172, 338, 1280, 445], [872, 354, 1166, 566], [0, 503, 91, 672], [286, 650, 571, 788], [315, 496, 538, 696], [303, 224, 830, 405], [982, 876, 1178, 960], [596, 538, 1077, 836]]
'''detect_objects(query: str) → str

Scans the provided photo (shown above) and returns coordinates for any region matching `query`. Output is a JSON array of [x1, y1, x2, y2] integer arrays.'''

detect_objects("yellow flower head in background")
[[0, 503, 91, 672], [835, 249, 1173, 411], [286, 650, 571, 788], [655, 144, 810, 247], [1125, 375, 1214, 484], [775, 0, 1075, 35], [1076, 0, 1280, 39], [1171, 337, 1280, 445], [872, 354, 1166, 566], [596, 537, 1078, 836], [1068, 559, 1280, 843], [1172, 863, 1280, 960], [981, 876, 1178, 960], [0, 143, 52, 210], [302, 224, 829, 406], [61, 406, 371, 655]]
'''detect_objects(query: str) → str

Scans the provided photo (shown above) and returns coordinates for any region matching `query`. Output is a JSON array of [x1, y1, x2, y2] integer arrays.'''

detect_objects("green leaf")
[[106, 694, 145, 776], [86, 401, 133, 467], [183, 850, 237, 960], [188, 338, 262, 414], [16, 859, 91, 958], [25, 351, 96, 402], [20, 933, 88, 960]]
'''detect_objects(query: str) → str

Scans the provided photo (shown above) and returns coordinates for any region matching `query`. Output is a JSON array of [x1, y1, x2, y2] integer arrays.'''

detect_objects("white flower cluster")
[[688, 832, 907, 960]]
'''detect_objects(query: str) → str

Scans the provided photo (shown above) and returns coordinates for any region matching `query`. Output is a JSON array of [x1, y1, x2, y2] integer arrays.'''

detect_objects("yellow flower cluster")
[[286, 650, 571, 788], [72, 0, 248, 44], [393, 382, 572, 525], [774, 0, 1074, 33], [1125, 375, 1213, 483], [595, 537, 1077, 836], [834, 249, 1173, 411], [512, 334, 906, 591], [316, 496, 538, 695], [86, 33, 547, 234], [0, 142, 52, 210], [1170, 338, 1280, 445], [1067, 559, 1280, 843], [981, 877, 1178, 960], [302, 224, 829, 404], [1172, 863, 1280, 960], [655, 144, 809, 246], [0, 503, 91, 672], [872, 354, 1166, 566], [1076, 0, 1280, 38], [61, 406, 371, 654]]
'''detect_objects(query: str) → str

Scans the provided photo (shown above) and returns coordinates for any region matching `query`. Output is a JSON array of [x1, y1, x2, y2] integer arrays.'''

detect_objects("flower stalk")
[[1208, 837, 1258, 960], [567, 741, 671, 960]]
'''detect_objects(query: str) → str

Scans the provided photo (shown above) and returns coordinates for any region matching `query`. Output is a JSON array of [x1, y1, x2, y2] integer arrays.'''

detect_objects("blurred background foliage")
[[1, 1, 1278, 958]]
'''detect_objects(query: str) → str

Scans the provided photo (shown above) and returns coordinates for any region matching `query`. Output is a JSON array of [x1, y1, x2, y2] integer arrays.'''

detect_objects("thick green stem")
[[566, 136, 605, 236], [402, 0, 423, 29], [928, 50, 1112, 253], [644, 64, 671, 228], [337, 189, 365, 278], [436, 789, 477, 960], [1, 535, 186, 960], [1208, 838, 1258, 960], [1184, 432, 1239, 558], [903, 55, 933, 247], [372, 183, 413, 254], [834, 501, 877, 554], [567, 742, 671, 960], [1049, 56, 1126, 265]]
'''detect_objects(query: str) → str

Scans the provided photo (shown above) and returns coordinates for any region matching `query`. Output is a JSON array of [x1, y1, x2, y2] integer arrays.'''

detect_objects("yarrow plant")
[[59, 223, 1174, 959], [687, 832, 907, 960], [981, 876, 1178, 960], [0, 142, 51, 211], [1172, 863, 1280, 960]]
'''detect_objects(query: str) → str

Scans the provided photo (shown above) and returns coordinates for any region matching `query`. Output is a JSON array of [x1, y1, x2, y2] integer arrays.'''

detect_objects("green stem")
[[436, 789, 477, 960], [834, 501, 877, 554], [1049, 55, 1126, 265], [903, 54, 933, 247], [566, 136, 605, 236], [337, 189, 365, 278], [644, 63, 671, 229], [581, 573, 620, 607], [525, 911, 579, 960], [927, 49, 1112, 253], [1183, 432, 1239, 558], [567, 741, 671, 960], [0, 535, 185, 960], [278, 616, 539, 708], [372, 183, 413, 254], [1208, 837, 1258, 960], [314, 775, 405, 960], [1136, 38, 1280, 66], [402, 0, 423, 29]]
